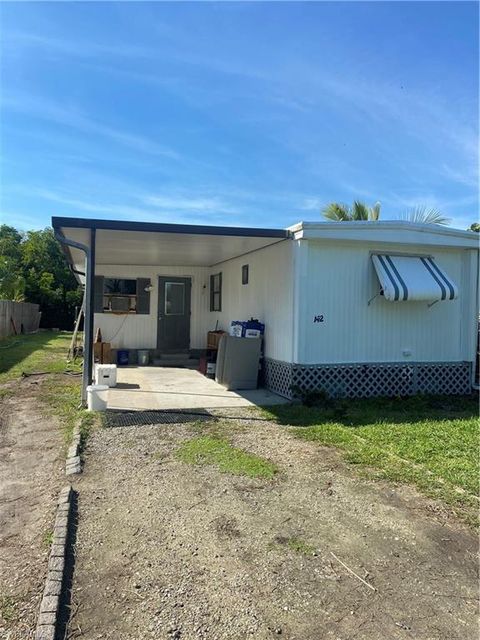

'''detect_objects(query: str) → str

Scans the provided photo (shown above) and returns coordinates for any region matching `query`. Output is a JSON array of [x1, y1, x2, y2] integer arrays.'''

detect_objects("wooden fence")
[[0, 300, 42, 338]]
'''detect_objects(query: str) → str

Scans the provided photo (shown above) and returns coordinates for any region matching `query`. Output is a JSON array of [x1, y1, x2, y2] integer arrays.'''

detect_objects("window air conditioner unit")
[[111, 296, 130, 312]]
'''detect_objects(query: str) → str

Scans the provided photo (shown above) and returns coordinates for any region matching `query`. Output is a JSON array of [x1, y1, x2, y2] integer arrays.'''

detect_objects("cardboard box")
[[102, 342, 111, 364], [93, 341, 111, 364], [93, 342, 102, 362], [207, 331, 226, 350]]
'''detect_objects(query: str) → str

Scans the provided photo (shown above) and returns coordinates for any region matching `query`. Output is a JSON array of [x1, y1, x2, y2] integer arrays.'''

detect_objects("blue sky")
[[0, 1, 478, 231]]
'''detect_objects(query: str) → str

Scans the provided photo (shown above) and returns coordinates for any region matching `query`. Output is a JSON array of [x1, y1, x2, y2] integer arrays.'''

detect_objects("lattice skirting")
[[264, 359, 472, 399]]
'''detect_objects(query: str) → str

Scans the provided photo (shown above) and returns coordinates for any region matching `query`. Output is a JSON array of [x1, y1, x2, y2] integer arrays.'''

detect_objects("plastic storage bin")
[[94, 364, 117, 388], [230, 319, 265, 338], [86, 384, 109, 411], [117, 349, 129, 366]]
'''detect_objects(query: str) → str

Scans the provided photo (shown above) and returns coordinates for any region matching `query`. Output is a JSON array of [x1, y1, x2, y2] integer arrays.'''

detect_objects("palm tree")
[[322, 200, 381, 221], [401, 206, 451, 226], [322, 200, 450, 226]]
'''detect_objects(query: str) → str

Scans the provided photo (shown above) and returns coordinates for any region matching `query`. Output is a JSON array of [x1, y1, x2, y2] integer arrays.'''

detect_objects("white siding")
[[92, 236, 476, 366], [208, 240, 294, 361], [93, 265, 211, 350], [296, 240, 478, 365], [93, 240, 294, 359]]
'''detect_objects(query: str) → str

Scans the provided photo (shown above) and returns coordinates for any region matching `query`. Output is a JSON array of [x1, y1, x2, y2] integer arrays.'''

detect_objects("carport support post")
[[54, 229, 93, 406], [83, 228, 96, 403]]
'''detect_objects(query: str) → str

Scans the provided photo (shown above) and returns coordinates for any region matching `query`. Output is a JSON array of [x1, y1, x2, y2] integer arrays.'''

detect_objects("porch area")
[[53, 216, 291, 406], [107, 365, 289, 411]]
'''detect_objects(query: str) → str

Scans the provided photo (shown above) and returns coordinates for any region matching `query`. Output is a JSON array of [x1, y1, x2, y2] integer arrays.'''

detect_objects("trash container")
[[86, 384, 109, 411], [117, 349, 129, 366], [206, 362, 216, 378], [138, 349, 149, 365]]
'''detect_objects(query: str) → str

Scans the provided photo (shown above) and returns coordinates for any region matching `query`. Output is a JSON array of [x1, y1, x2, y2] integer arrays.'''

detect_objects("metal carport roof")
[[52, 217, 290, 278]]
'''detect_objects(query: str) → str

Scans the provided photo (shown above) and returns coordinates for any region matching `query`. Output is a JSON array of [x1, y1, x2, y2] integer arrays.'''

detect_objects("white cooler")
[[94, 364, 117, 388]]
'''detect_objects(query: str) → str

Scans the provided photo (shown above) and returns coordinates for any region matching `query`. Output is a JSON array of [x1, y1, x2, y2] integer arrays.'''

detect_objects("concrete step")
[[159, 352, 190, 360], [153, 358, 200, 369]]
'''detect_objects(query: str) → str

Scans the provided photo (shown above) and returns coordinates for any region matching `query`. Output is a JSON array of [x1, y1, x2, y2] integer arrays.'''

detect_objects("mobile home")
[[53, 217, 479, 401]]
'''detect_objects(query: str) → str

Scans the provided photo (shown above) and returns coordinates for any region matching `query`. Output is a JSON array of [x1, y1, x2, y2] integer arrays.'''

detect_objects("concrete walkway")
[[107, 366, 288, 411]]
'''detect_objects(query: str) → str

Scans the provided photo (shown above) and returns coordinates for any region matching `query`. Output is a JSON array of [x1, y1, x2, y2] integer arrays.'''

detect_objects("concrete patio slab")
[[107, 366, 288, 411]]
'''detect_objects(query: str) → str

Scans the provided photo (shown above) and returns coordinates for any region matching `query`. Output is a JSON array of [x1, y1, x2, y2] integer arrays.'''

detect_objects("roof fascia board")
[[52, 216, 289, 239], [290, 222, 478, 248], [290, 220, 476, 239]]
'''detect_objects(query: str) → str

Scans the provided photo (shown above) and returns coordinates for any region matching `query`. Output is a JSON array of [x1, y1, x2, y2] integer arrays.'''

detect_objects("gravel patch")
[[69, 414, 478, 639]]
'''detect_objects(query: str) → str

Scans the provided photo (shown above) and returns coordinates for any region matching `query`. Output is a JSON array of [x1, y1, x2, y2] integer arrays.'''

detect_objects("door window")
[[165, 282, 185, 315]]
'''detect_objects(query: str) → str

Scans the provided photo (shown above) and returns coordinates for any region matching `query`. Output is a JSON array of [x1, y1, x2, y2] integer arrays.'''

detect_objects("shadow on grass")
[[263, 394, 479, 428], [0, 331, 74, 381]]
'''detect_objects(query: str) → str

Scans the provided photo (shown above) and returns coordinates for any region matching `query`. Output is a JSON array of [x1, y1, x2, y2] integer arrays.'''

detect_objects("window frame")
[[210, 272, 222, 312], [242, 264, 249, 285], [103, 277, 138, 314]]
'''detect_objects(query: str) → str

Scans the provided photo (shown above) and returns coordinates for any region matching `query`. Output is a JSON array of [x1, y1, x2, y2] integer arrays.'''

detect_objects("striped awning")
[[371, 254, 458, 302]]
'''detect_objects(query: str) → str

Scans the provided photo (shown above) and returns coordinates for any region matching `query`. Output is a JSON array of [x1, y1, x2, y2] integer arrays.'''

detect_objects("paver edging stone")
[[65, 424, 82, 475], [34, 484, 72, 640]]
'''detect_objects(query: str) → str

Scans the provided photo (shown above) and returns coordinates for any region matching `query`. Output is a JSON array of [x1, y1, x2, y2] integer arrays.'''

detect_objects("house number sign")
[[313, 314, 324, 323]]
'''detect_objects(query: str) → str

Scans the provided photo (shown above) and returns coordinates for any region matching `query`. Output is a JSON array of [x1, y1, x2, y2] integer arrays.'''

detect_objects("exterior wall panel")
[[92, 236, 476, 372], [93, 239, 294, 360], [297, 241, 476, 365], [93, 265, 210, 350], [208, 240, 294, 361]]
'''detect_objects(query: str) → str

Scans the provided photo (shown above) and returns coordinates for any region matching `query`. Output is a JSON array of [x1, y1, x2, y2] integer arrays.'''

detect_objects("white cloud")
[[143, 194, 239, 214], [30, 188, 244, 224], [300, 197, 323, 211], [1, 94, 180, 160], [3, 31, 155, 61], [1, 211, 46, 230], [441, 164, 479, 189], [33, 189, 150, 219]]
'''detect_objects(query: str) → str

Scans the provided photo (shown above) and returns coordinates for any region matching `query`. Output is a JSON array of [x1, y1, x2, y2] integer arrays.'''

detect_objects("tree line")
[[0, 225, 83, 330]]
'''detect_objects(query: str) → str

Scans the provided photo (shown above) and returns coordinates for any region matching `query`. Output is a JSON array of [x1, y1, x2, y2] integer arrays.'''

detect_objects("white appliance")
[[94, 364, 117, 388]]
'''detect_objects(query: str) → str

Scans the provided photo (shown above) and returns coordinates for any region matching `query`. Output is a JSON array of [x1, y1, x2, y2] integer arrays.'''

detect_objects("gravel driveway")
[[69, 410, 478, 640]]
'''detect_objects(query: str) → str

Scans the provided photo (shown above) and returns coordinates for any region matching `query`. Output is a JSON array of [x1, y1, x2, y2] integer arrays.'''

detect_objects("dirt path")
[[70, 414, 478, 640], [0, 378, 66, 639]]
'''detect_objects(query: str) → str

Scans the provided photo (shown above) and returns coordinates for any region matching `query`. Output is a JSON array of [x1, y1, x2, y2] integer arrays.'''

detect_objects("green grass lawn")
[[1, 332, 477, 523], [263, 395, 479, 525], [0, 331, 93, 443], [177, 435, 278, 478], [0, 331, 81, 383]]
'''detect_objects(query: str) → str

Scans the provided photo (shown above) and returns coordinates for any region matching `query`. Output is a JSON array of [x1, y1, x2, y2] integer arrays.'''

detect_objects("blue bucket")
[[117, 349, 129, 366]]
